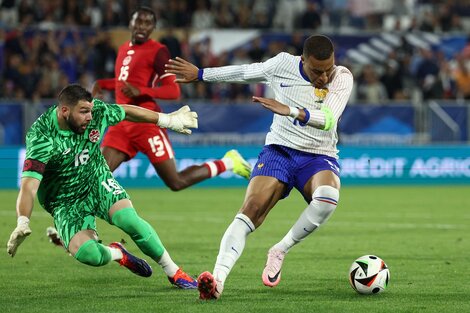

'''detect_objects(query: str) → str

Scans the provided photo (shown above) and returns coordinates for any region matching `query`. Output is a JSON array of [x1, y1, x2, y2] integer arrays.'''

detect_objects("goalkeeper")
[[7, 84, 198, 289]]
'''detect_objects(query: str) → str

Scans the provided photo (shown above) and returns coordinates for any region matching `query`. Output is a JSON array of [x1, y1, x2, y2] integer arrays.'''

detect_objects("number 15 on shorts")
[[101, 178, 124, 195]]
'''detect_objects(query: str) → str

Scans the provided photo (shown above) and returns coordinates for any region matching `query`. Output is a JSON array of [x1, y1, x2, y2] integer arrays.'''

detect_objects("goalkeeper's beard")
[[66, 115, 88, 134]]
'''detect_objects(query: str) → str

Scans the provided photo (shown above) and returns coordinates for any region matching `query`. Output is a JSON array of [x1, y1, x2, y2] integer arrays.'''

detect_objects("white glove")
[[157, 105, 198, 135], [7, 216, 32, 257]]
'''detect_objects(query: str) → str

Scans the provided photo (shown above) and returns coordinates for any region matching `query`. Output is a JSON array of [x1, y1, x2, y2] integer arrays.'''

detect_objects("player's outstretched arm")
[[253, 96, 337, 131], [253, 96, 308, 121], [165, 57, 199, 83], [253, 96, 290, 116], [7, 177, 38, 257], [122, 104, 198, 135]]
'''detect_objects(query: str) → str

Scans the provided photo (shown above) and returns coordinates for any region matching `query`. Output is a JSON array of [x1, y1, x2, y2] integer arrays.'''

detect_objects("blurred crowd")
[[2, 0, 470, 32], [1, 0, 470, 103], [352, 39, 470, 103]]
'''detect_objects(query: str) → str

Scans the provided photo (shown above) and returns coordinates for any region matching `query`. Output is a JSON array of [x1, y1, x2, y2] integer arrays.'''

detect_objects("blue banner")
[[430, 105, 468, 142], [160, 103, 272, 134], [1, 145, 469, 189], [2, 101, 469, 145], [0, 103, 23, 145], [340, 104, 414, 135], [339, 104, 415, 144]]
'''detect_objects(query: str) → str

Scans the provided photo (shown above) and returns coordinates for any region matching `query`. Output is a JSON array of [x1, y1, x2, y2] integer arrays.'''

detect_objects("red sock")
[[203, 160, 227, 177]]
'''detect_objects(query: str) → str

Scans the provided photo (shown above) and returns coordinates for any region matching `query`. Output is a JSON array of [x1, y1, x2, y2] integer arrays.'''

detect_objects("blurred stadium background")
[[1, 1, 470, 312], [1, 0, 470, 188]]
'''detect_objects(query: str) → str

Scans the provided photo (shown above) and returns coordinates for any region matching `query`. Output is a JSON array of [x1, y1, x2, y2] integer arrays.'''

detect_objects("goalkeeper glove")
[[7, 216, 32, 257], [157, 105, 198, 135]]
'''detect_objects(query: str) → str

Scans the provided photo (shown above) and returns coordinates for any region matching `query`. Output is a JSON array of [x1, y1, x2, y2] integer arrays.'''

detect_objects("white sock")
[[108, 246, 123, 261], [221, 157, 233, 171], [273, 186, 339, 253], [156, 250, 179, 277], [204, 160, 228, 177], [213, 213, 255, 284]]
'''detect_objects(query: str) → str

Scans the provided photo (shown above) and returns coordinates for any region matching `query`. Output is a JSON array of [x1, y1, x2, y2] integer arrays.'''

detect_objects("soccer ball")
[[349, 255, 390, 295]]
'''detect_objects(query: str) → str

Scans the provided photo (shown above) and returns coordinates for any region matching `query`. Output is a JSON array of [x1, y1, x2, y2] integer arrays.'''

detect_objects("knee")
[[309, 185, 340, 225], [313, 185, 339, 204], [112, 208, 141, 234], [164, 179, 186, 192], [112, 208, 154, 244], [74, 240, 108, 267], [240, 201, 265, 228]]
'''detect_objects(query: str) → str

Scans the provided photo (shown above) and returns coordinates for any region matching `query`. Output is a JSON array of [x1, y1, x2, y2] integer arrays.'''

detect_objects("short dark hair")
[[58, 84, 92, 106], [303, 35, 334, 60], [131, 6, 157, 24]]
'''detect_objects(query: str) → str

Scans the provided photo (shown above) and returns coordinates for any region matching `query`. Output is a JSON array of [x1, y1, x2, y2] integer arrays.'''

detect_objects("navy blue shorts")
[[251, 144, 340, 202]]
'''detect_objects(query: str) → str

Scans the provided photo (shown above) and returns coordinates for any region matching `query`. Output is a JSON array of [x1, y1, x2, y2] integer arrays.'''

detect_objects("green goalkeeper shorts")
[[51, 176, 129, 249]]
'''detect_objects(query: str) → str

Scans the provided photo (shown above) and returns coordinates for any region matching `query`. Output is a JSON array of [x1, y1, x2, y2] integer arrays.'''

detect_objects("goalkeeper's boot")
[[168, 268, 198, 289], [198, 271, 224, 300], [262, 248, 286, 287], [109, 242, 152, 277], [224, 149, 252, 179], [46, 226, 63, 247]]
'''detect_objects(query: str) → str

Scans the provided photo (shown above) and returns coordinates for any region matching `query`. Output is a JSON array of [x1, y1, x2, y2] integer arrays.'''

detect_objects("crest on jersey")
[[89, 129, 100, 143], [314, 88, 329, 103]]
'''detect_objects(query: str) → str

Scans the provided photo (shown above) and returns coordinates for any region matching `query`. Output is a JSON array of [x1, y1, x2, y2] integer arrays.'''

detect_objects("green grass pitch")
[[1, 186, 469, 313]]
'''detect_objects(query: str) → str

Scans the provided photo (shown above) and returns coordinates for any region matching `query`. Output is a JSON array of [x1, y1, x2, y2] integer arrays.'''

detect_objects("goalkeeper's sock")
[[203, 160, 227, 177], [213, 213, 255, 284], [109, 246, 123, 260], [273, 186, 339, 253], [156, 250, 179, 277], [112, 207, 179, 276]]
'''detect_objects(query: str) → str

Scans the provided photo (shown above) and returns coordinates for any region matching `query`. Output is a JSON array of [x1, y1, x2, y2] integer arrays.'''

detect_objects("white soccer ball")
[[349, 255, 390, 295]]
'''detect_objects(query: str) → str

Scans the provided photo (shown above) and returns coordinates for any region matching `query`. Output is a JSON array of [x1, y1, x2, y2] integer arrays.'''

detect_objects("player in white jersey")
[[166, 35, 353, 299]]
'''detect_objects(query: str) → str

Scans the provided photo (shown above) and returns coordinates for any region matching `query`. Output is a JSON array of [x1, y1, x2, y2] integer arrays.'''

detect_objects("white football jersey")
[[202, 52, 353, 158]]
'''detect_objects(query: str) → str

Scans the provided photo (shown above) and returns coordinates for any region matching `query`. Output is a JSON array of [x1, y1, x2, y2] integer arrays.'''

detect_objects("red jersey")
[[98, 39, 180, 112]]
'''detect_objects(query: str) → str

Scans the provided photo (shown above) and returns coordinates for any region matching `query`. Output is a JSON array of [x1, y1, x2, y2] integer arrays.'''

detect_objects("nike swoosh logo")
[[268, 270, 281, 282], [303, 227, 314, 233], [231, 246, 239, 254], [280, 83, 292, 88]]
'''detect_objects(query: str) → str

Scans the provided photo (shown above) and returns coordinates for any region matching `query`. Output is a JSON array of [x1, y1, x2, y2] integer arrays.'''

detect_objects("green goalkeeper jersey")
[[22, 99, 125, 213]]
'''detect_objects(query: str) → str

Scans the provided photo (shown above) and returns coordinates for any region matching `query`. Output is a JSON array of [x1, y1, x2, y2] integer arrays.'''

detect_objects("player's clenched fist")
[[157, 105, 198, 135], [7, 216, 32, 257]]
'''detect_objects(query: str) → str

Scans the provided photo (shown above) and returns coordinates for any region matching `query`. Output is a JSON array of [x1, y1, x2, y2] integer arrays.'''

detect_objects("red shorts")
[[102, 120, 174, 164]]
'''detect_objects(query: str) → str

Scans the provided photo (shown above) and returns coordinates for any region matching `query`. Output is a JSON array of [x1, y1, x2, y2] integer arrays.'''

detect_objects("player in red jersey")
[[93, 6, 252, 190], [46, 7, 251, 251]]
